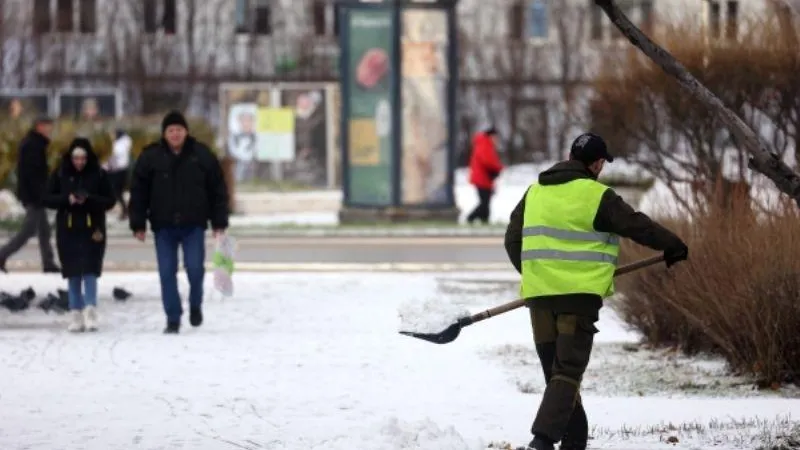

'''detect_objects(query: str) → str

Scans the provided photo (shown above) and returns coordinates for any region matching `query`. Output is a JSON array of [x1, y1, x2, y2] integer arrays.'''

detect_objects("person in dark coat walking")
[[129, 110, 229, 334], [43, 138, 115, 332], [0, 117, 60, 273]]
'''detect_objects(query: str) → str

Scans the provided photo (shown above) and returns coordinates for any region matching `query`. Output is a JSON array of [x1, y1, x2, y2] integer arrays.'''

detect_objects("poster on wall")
[[219, 84, 335, 187], [56, 90, 121, 120], [279, 88, 328, 187], [220, 87, 273, 184], [400, 9, 449, 205], [256, 107, 295, 162], [0, 90, 51, 120], [345, 8, 396, 206]]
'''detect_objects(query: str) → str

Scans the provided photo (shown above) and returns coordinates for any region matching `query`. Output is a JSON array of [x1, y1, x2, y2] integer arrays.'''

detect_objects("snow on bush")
[[396, 298, 471, 334], [638, 177, 791, 220]]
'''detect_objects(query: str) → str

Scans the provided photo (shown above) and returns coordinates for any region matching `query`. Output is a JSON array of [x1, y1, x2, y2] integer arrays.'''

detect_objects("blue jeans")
[[154, 226, 206, 323], [68, 274, 98, 310]]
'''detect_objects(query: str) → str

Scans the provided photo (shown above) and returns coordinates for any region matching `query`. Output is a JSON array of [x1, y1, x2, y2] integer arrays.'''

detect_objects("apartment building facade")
[[0, 0, 771, 156]]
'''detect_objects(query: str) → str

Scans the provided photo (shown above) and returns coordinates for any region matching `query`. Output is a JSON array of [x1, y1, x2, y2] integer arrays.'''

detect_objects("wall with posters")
[[218, 83, 340, 189]]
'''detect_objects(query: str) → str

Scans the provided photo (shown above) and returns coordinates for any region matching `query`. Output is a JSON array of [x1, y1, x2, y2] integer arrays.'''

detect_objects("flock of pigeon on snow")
[[0, 287, 132, 314]]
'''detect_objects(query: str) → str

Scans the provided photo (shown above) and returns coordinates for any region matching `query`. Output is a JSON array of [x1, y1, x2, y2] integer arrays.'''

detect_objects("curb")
[[107, 227, 507, 238], [4, 262, 513, 273], [0, 227, 507, 239]]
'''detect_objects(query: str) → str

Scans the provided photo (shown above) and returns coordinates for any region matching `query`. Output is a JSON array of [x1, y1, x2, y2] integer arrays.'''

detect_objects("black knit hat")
[[161, 110, 188, 133], [569, 132, 614, 164], [69, 137, 93, 153]]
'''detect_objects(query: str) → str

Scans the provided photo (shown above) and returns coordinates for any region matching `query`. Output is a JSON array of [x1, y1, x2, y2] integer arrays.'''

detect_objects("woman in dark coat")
[[43, 138, 115, 332]]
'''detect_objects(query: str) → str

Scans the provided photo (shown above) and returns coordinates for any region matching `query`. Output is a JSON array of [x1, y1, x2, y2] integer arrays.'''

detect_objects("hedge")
[[0, 114, 218, 190]]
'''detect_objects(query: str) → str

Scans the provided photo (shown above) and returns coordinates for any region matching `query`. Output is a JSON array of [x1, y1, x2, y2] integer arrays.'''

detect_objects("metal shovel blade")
[[398, 322, 462, 344]]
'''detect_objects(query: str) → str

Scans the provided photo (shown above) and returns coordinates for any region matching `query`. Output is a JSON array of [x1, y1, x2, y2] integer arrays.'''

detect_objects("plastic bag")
[[212, 234, 236, 297]]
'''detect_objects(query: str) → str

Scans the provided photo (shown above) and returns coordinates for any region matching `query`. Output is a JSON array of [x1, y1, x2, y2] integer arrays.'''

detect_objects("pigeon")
[[112, 287, 132, 301]]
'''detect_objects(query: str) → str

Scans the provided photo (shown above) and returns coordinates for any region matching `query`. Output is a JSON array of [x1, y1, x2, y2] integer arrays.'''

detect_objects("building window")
[[33, 0, 51, 34], [312, 0, 340, 37], [706, 0, 738, 41], [33, 0, 96, 33], [508, 0, 549, 40], [590, 0, 653, 43], [725, 1, 738, 40], [163, 0, 176, 34], [144, 0, 176, 34], [527, 0, 548, 39], [706, 0, 739, 41], [56, 0, 73, 32], [708, 1, 721, 37], [236, 0, 272, 35], [79, 0, 96, 33], [312, 1, 325, 35], [144, 0, 157, 32]]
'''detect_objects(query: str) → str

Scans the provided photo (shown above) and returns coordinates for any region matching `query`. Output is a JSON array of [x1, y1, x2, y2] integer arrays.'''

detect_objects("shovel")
[[399, 254, 665, 345]]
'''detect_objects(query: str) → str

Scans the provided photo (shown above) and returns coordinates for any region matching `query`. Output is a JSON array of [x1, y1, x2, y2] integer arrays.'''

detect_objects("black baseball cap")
[[569, 132, 614, 164]]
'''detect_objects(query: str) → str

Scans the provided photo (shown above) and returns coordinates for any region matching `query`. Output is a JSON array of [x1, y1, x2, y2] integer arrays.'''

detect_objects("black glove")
[[664, 241, 688, 268]]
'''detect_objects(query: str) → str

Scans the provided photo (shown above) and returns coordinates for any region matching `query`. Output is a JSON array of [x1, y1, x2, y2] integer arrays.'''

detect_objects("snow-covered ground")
[[1, 272, 797, 449]]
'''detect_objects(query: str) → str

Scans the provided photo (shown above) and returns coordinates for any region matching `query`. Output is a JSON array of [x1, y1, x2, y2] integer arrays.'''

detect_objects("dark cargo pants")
[[529, 308, 597, 447]]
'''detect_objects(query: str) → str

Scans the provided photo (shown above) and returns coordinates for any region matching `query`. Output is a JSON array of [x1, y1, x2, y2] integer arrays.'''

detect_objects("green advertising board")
[[345, 9, 395, 206]]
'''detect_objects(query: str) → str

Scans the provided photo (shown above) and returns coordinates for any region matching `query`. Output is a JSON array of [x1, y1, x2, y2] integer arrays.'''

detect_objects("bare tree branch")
[[595, 0, 800, 207]]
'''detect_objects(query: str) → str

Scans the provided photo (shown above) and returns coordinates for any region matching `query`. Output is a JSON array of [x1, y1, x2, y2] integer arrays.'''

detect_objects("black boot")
[[163, 322, 180, 334], [189, 306, 203, 327], [526, 436, 554, 450], [43, 263, 60, 273]]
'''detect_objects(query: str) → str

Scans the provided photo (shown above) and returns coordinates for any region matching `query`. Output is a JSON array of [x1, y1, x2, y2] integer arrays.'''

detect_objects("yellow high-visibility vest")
[[520, 178, 620, 299]]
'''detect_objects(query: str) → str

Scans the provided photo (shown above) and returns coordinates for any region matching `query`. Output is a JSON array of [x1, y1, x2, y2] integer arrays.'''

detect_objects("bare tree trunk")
[[595, 0, 800, 206]]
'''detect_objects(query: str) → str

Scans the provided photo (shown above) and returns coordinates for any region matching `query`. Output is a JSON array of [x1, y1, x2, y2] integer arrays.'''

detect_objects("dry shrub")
[[590, 11, 800, 385], [617, 203, 800, 385], [590, 15, 800, 213]]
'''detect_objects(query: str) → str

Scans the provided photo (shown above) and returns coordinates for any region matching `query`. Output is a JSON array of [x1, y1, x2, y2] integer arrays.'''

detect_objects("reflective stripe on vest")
[[521, 248, 618, 265], [519, 178, 620, 299], [522, 226, 620, 245]]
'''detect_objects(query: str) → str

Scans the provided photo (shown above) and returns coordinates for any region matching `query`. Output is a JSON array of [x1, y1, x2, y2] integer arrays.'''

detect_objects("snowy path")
[[0, 272, 797, 449]]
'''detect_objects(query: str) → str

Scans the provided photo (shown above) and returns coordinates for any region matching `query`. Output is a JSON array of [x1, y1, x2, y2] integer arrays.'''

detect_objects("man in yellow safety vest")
[[504, 133, 688, 450]]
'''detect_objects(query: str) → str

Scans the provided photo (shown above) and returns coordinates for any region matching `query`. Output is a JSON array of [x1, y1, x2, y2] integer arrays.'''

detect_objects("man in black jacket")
[[0, 117, 60, 273], [129, 111, 229, 334], [505, 133, 688, 450]]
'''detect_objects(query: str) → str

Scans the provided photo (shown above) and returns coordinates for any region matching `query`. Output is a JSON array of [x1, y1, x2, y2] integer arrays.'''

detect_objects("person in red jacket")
[[467, 126, 504, 224]]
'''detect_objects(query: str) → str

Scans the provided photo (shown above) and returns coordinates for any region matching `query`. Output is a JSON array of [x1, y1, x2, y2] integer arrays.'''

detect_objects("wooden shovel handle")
[[462, 253, 665, 326]]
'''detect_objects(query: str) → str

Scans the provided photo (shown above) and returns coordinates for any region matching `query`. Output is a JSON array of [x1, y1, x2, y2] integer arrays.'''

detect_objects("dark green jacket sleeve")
[[593, 188, 683, 251], [503, 193, 526, 274]]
